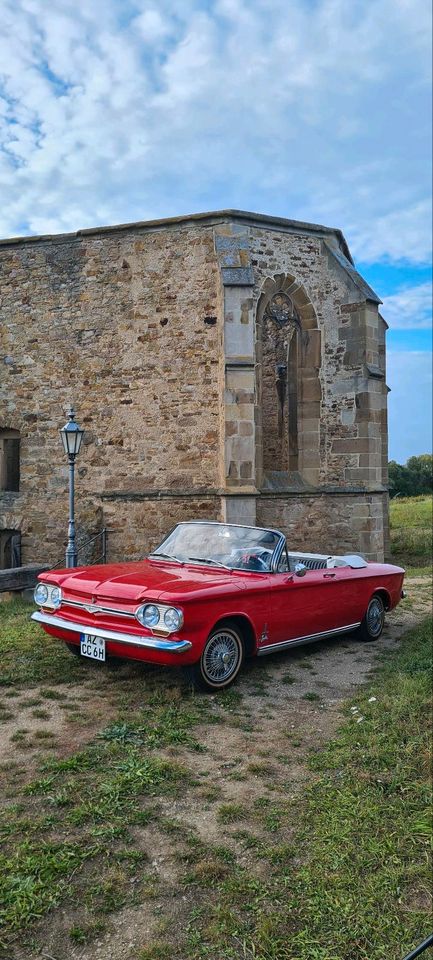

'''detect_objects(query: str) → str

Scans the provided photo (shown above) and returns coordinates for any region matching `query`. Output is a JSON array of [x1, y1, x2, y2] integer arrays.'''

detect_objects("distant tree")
[[388, 460, 409, 496], [407, 454, 433, 493], [388, 454, 433, 497]]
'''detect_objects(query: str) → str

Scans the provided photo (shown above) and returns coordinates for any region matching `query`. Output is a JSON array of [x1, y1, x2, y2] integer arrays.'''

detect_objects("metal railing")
[[52, 528, 107, 569], [402, 933, 433, 960]]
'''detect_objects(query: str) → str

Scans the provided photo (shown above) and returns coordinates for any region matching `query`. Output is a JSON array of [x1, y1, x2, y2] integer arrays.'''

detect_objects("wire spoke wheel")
[[202, 631, 240, 684], [357, 594, 386, 642], [184, 621, 245, 692], [366, 597, 385, 637]]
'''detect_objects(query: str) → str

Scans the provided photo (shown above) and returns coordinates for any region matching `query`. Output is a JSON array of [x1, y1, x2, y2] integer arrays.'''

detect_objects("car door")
[[262, 546, 365, 649]]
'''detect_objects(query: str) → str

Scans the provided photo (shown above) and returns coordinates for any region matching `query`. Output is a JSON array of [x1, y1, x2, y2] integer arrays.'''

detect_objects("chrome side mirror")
[[294, 562, 307, 577]]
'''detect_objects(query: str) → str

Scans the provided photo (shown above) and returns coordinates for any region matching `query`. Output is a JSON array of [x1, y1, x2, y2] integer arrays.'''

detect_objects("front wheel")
[[183, 622, 244, 692], [357, 594, 385, 642]]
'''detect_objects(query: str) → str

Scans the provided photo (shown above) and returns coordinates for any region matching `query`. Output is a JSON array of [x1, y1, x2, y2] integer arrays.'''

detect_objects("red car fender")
[[200, 608, 259, 658], [367, 573, 404, 611], [173, 597, 259, 661]]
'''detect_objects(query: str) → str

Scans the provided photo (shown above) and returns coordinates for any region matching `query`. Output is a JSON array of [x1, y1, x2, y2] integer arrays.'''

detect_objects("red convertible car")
[[32, 521, 405, 691]]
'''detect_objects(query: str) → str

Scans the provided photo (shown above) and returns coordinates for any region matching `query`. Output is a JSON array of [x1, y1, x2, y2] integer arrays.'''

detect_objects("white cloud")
[[387, 350, 432, 461], [134, 9, 174, 45], [348, 201, 433, 266], [382, 281, 432, 330], [0, 0, 431, 266]]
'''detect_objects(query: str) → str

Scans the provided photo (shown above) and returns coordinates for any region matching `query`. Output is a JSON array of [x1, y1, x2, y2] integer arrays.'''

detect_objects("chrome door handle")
[[323, 573, 336, 578]]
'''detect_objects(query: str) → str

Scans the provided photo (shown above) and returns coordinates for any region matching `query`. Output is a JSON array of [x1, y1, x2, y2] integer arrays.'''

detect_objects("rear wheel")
[[183, 621, 244, 692], [357, 594, 385, 642]]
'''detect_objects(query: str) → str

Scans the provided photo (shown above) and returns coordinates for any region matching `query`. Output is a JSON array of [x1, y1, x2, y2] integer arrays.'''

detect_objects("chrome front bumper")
[[31, 610, 192, 654]]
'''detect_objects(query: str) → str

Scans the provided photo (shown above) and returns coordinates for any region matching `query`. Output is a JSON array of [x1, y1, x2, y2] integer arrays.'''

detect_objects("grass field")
[[0, 500, 432, 959], [0, 597, 432, 958], [182, 617, 433, 960], [389, 494, 432, 574]]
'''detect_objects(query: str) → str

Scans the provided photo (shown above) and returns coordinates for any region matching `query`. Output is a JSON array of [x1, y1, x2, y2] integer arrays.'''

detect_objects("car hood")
[[41, 560, 245, 604]]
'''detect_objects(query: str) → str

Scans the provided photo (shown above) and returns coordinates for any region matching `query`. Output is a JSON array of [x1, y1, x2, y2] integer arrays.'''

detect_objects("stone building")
[[0, 209, 389, 567]]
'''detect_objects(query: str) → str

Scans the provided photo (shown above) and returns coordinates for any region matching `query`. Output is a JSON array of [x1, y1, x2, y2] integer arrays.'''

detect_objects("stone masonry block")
[[239, 421, 254, 436], [301, 378, 322, 402], [239, 461, 253, 479], [301, 329, 321, 370], [332, 438, 371, 454], [227, 436, 255, 461]]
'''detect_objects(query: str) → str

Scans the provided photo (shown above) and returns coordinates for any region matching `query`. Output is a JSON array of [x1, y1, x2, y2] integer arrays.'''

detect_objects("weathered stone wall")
[[102, 495, 223, 563], [257, 493, 388, 562], [215, 218, 389, 559], [0, 210, 389, 565], [0, 222, 224, 564]]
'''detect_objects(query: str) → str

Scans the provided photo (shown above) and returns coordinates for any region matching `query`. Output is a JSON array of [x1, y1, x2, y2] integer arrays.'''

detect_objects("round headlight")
[[51, 587, 62, 608], [164, 607, 182, 632], [34, 583, 48, 606], [137, 604, 160, 628]]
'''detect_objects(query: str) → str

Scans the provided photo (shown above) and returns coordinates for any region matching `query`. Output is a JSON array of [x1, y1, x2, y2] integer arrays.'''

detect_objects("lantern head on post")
[[60, 406, 84, 460]]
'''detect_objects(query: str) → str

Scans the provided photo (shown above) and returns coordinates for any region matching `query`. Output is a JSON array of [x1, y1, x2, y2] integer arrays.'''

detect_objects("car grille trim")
[[62, 599, 136, 619]]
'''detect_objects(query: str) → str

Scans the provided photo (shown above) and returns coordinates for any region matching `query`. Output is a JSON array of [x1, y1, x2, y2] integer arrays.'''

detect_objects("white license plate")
[[80, 634, 106, 662]]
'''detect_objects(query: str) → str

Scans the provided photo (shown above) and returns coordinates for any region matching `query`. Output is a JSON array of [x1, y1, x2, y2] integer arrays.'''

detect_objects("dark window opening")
[[0, 529, 21, 569], [0, 430, 20, 492]]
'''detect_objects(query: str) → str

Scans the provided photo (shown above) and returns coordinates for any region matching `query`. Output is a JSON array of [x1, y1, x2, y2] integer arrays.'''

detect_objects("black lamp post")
[[60, 405, 84, 568]]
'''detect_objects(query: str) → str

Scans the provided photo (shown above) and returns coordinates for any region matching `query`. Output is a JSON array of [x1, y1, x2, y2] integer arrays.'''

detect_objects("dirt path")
[[0, 680, 118, 796], [3, 577, 431, 960]]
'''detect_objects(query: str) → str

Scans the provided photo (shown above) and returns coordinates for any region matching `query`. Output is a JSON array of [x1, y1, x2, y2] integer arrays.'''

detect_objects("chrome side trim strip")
[[31, 611, 192, 654], [62, 599, 135, 618], [257, 622, 361, 656]]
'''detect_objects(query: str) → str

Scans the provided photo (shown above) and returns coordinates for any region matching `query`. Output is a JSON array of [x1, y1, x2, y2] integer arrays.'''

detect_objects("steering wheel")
[[250, 554, 270, 571], [229, 549, 270, 571]]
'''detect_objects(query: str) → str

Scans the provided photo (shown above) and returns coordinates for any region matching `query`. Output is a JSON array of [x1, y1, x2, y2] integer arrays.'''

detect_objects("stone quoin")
[[0, 209, 389, 566]]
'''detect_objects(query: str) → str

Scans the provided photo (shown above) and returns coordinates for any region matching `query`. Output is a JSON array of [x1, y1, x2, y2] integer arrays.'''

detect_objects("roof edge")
[[0, 208, 353, 260], [323, 240, 381, 304]]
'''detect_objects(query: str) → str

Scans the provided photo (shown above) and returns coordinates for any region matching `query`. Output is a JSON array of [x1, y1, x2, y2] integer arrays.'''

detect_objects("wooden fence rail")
[[0, 565, 49, 593]]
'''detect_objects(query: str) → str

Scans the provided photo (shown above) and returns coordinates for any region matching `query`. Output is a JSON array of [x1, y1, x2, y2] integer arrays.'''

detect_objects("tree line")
[[388, 454, 432, 497]]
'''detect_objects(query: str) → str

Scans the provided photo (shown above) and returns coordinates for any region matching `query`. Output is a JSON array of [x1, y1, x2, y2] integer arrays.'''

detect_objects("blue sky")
[[0, 0, 431, 462]]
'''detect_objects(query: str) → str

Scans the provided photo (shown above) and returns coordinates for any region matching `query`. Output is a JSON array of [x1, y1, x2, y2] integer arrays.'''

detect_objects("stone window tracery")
[[263, 292, 300, 330]]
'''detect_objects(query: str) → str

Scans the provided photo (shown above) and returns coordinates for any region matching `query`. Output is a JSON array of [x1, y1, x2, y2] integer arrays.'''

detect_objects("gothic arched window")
[[262, 293, 301, 476], [256, 276, 322, 489]]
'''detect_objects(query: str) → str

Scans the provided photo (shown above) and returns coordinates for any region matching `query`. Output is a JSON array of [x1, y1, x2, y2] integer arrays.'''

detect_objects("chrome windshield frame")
[[150, 521, 286, 574], [271, 536, 289, 573]]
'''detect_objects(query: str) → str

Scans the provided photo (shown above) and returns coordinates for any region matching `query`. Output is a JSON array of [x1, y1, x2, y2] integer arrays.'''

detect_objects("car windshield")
[[149, 522, 282, 572]]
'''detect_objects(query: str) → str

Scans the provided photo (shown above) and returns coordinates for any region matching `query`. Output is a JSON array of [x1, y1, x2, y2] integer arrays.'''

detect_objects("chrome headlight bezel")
[[136, 603, 160, 628], [164, 607, 182, 632], [34, 583, 62, 609], [50, 586, 62, 608], [34, 583, 48, 606], [135, 603, 184, 634]]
